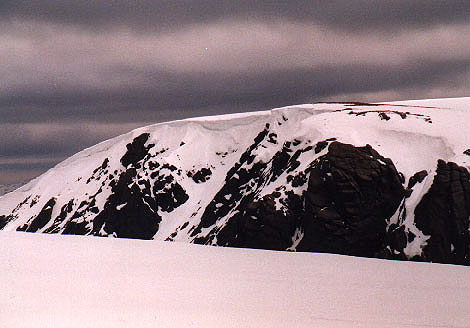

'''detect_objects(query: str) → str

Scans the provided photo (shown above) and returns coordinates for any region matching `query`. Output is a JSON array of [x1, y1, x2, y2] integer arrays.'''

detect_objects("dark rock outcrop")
[[92, 174, 162, 239], [297, 142, 405, 257], [414, 160, 470, 264], [121, 133, 153, 168], [194, 140, 406, 258], [92, 161, 188, 239], [192, 125, 272, 237], [408, 170, 428, 189], [379, 112, 390, 121], [36, 141, 188, 239], [17, 198, 57, 233], [192, 125, 317, 245], [0, 215, 7, 229], [405, 170, 428, 197], [188, 168, 212, 183], [216, 192, 302, 250]]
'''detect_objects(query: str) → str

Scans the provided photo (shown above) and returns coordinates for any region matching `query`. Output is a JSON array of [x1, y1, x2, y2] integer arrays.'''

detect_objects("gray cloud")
[[0, 122, 141, 184], [0, 1, 469, 186], [0, 123, 133, 156], [1, 18, 469, 92], [0, 165, 52, 185], [1, 1, 470, 32], [1, 58, 469, 123]]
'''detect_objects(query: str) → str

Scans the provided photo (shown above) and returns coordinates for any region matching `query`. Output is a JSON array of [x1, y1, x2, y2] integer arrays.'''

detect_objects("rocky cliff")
[[1, 97, 469, 265]]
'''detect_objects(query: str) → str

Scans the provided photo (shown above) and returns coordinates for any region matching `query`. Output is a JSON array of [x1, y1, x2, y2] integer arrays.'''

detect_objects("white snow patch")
[[401, 170, 436, 258], [287, 228, 304, 251]]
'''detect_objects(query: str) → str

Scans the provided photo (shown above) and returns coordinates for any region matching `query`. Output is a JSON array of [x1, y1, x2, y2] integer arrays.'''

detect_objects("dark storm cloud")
[[0, 122, 140, 184], [0, 165, 53, 185], [1, 1, 469, 186], [0, 124, 92, 156], [0, 161, 57, 172], [0, 122, 141, 157], [1, 58, 469, 124], [1, 0, 469, 32]]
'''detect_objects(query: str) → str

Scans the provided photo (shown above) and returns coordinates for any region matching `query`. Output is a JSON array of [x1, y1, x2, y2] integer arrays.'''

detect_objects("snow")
[[1, 96, 470, 255], [116, 203, 126, 210], [401, 171, 435, 258], [1, 231, 470, 328]]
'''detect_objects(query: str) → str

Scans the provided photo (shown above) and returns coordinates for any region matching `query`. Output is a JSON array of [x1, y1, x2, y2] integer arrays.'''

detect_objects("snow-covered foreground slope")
[[1, 97, 469, 264], [1, 232, 470, 328]]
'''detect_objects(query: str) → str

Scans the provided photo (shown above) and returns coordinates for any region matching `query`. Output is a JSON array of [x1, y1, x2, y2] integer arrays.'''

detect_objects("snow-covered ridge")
[[1, 97, 469, 265]]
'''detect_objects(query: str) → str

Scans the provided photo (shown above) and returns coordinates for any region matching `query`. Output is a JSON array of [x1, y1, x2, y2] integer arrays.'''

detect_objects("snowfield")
[[1, 231, 470, 328]]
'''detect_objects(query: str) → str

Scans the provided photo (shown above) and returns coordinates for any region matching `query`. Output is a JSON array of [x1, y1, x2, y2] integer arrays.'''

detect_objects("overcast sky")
[[1, 1, 469, 185]]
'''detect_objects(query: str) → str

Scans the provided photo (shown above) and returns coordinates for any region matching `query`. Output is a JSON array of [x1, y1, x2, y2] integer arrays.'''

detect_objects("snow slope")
[[1, 231, 470, 328], [0, 97, 469, 264]]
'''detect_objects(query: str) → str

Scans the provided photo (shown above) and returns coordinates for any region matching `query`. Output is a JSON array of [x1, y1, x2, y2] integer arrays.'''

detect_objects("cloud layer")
[[2, 1, 470, 31], [0, 1, 469, 184]]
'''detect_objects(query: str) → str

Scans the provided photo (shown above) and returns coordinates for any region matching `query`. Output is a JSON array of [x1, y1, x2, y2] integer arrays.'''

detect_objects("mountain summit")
[[1, 97, 470, 265]]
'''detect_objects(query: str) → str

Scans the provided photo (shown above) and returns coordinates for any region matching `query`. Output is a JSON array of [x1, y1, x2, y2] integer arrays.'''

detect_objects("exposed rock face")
[[12, 133, 189, 240], [0, 215, 7, 230], [121, 133, 154, 167], [298, 142, 405, 257], [407, 170, 428, 189], [187, 168, 212, 183], [17, 198, 57, 233], [215, 192, 303, 251], [194, 141, 406, 258], [414, 160, 470, 265], [404, 170, 428, 198], [91, 169, 162, 239], [192, 125, 272, 239], [90, 135, 189, 239], [5, 130, 470, 265], [192, 125, 313, 247], [2, 100, 470, 266]]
